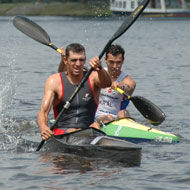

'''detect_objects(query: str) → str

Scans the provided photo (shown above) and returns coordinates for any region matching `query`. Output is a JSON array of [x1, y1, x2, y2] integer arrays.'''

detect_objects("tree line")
[[0, 0, 189, 5], [0, 0, 109, 3]]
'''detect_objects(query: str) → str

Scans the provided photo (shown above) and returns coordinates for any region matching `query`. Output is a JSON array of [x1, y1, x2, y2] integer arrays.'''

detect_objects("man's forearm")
[[97, 68, 112, 88]]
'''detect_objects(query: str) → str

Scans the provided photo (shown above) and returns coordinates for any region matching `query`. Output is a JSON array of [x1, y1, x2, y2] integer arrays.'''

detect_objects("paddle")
[[115, 87, 165, 125], [13, 0, 150, 61], [13, 16, 62, 54], [13, 0, 150, 151]]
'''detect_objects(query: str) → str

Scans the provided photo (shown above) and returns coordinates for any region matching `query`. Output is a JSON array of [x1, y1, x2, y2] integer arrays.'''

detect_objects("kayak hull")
[[45, 128, 141, 166], [100, 118, 179, 143], [20, 128, 141, 166]]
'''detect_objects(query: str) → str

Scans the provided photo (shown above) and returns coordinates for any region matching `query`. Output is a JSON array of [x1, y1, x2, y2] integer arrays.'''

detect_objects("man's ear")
[[64, 56, 67, 64], [122, 58, 124, 65], [104, 56, 107, 63]]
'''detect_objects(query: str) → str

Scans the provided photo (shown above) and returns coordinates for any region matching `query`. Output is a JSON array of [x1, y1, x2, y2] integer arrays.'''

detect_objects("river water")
[[0, 16, 190, 189]]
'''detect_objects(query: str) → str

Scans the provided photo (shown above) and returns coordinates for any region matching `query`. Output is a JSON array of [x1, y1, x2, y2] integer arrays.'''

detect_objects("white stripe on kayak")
[[114, 125, 122, 136]]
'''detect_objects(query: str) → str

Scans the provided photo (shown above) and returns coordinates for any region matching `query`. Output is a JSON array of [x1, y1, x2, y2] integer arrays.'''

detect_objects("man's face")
[[66, 51, 86, 75], [105, 53, 124, 76]]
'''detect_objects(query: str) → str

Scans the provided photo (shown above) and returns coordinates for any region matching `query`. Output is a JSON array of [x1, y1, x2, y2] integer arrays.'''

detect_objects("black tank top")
[[53, 72, 97, 129]]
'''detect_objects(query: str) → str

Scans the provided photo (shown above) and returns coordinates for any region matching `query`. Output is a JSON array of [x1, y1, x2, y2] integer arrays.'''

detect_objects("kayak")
[[100, 118, 179, 143], [19, 128, 141, 166]]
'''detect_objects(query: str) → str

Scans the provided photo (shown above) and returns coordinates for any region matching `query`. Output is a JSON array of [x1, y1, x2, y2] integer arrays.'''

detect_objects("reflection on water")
[[15, 129, 141, 168], [39, 152, 130, 175]]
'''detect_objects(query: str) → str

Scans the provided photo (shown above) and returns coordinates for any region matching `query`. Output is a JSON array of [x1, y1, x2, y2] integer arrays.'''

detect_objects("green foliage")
[[0, 3, 15, 15], [0, 0, 13, 2], [27, 2, 111, 16], [0, 1, 112, 16]]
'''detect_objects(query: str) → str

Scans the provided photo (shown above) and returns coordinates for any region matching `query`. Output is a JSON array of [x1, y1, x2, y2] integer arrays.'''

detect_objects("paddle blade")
[[98, 0, 150, 59], [110, 0, 150, 42], [13, 15, 51, 46], [130, 96, 166, 125]]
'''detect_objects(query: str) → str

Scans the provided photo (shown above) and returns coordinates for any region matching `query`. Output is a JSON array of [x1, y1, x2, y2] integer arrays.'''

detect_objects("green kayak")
[[100, 118, 179, 143]]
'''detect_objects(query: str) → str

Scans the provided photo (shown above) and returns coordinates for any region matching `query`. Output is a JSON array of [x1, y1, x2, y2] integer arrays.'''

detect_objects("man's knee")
[[89, 122, 100, 130], [96, 114, 114, 124]]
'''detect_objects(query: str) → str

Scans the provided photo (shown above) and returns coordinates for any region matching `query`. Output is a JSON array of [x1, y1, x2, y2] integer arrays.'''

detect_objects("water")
[[0, 16, 190, 189]]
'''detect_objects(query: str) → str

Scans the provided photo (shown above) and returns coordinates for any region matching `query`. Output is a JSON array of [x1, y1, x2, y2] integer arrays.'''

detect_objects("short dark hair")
[[105, 44, 125, 60], [66, 43, 85, 59]]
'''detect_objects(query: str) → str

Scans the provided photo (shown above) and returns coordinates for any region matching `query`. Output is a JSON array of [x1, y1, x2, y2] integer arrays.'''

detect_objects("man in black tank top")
[[37, 43, 111, 141]]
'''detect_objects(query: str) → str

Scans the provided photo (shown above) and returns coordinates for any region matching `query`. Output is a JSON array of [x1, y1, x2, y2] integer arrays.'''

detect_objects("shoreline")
[[0, 2, 112, 17], [1, 2, 190, 19]]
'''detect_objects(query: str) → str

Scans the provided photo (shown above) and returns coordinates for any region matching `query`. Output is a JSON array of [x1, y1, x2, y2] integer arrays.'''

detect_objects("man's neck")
[[66, 72, 84, 85], [110, 71, 121, 81]]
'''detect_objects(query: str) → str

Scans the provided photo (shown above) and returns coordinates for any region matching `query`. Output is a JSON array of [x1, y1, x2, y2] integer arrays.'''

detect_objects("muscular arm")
[[89, 56, 111, 88], [58, 61, 66, 72], [37, 74, 60, 140], [58, 47, 67, 72], [111, 75, 136, 96], [87, 56, 111, 104], [93, 68, 112, 88]]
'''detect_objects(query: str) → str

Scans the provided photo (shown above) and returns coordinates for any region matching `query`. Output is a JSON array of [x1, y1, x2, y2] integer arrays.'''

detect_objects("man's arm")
[[89, 56, 112, 88], [58, 47, 67, 72], [37, 75, 58, 140], [110, 75, 136, 96]]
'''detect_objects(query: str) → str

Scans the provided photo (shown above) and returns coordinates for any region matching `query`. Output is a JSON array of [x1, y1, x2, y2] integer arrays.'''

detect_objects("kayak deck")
[[100, 118, 179, 143]]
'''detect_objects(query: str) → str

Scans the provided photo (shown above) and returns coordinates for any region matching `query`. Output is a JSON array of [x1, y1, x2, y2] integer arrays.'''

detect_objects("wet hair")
[[65, 43, 85, 59], [105, 44, 125, 60]]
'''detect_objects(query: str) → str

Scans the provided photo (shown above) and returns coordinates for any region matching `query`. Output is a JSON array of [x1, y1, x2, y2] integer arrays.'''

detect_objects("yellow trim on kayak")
[[110, 118, 177, 137]]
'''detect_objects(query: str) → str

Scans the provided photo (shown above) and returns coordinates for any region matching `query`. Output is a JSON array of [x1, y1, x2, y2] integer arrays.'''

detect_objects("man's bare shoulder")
[[47, 73, 60, 81], [45, 73, 61, 88]]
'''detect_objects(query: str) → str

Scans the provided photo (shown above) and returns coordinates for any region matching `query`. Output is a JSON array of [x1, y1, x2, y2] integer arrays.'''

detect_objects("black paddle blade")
[[111, 0, 150, 42], [98, 0, 150, 59], [131, 96, 166, 125], [13, 16, 51, 46]]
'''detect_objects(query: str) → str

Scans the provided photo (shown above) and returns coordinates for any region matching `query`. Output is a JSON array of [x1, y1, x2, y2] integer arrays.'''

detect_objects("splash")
[[0, 52, 18, 150], [0, 49, 17, 133]]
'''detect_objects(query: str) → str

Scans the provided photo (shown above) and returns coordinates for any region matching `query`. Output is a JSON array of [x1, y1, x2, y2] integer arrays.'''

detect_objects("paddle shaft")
[[49, 43, 62, 54]]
